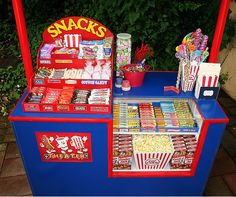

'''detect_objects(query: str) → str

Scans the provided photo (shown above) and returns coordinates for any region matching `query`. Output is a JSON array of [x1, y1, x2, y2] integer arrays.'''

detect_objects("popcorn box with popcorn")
[[133, 135, 174, 170]]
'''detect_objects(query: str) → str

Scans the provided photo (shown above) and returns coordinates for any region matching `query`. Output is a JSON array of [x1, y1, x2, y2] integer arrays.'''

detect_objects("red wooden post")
[[209, 0, 230, 63], [12, 0, 34, 88]]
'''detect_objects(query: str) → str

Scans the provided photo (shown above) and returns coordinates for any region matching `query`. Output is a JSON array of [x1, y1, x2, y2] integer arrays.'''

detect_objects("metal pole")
[[12, 0, 34, 88], [209, 0, 230, 63]]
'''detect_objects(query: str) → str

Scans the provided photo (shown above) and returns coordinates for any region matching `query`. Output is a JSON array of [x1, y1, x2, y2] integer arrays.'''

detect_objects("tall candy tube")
[[116, 33, 131, 76]]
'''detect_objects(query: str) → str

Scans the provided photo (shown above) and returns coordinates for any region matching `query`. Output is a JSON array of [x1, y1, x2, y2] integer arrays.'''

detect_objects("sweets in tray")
[[113, 101, 198, 133], [113, 104, 140, 132], [35, 60, 112, 80], [39, 35, 112, 61], [23, 87, 111, 113], [31, 24, 114, 114], [112, 134, 197, 170]]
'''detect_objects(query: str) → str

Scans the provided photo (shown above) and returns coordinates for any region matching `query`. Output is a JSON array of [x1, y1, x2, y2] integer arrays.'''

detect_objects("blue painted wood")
[[11, 121, 226, 195]]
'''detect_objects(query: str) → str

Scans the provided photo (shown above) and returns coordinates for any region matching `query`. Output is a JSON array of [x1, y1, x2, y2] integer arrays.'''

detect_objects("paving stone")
[[204, 176, 233, 196], [233, 157, 236, 164], [0, 122, 8, 129], [0, 134, 4, 142], [6, 126, 13, 134], [228, 117, 236, 127], [5, 143, 20, 159], [218, 97, 236, 108], [222, 129, 236, 157], [218, 89, 231, 98], [210, 147, 236, 177], [227, 107, 236, 116], [3, 133, 16, 143], [0, 152, 5, 172], [228, 126, 236, 137], [0, 175, 32, 196], [0, 143, 7, 152], [223, 173, 236, 195], [0, 157, 25, 177]]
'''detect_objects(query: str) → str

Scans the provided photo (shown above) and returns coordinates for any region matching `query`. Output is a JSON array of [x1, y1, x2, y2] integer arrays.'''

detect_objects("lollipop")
[[199, 35, 208, 53], [194, 28, 202, 48]]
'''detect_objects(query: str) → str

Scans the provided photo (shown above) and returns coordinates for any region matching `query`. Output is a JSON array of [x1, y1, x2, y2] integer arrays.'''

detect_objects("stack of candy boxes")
[[113, 101, 197, 133], [23, 34, 114, 114], [170, 135, 197, 169], [113, 104, 140, 133], [113, 134, 133, 170]]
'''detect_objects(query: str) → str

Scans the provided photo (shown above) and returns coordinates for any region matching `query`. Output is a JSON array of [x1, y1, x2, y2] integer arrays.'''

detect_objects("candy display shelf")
[[21, 16, 114, 114], [111, 97, 202, 175]]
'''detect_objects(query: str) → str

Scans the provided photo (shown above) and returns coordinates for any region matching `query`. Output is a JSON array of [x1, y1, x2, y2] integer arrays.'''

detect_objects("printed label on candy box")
[[57, 105, 69, 111], [42, 105, 53, 111], [24, 103, 40, 111], [55, 59, 72, 64], [74, 106, 87, 111], [48, 79, 62, 84], [90, 106, 108, 112], [81, 80, 108, 86], [34, 79, 45, 85], [36, 132, 92, 162], [40, 60, 51, 64]]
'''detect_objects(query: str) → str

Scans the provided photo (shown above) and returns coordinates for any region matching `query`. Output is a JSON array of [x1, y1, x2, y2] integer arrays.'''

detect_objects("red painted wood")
[[209, 0, 230, 63]]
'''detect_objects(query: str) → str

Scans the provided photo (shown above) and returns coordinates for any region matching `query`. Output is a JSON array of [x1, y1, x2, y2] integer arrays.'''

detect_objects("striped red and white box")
[[182, 63, 200, 92], [134, 151, 174, 170], [64, 34, 82, 48]]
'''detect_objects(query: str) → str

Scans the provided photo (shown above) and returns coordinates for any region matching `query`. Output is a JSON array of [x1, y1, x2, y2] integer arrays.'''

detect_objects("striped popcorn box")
[[133, 135, 174, 170], [64, 34, 81, 48], [181, 62, 200, 92], [134, 151, 174, 170]]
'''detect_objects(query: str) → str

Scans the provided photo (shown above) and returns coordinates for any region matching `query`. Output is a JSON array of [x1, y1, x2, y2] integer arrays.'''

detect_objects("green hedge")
[[0, 0, 235, 116]]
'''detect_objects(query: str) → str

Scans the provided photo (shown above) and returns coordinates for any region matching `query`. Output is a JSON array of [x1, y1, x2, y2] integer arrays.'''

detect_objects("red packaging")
[[118, 156, 132, 170], [184, 152, 195, 168], [173, 141, 185, 145], [185, 140, 197, 146], [171, 152, 186, 169], [173, 143, 186, 149]]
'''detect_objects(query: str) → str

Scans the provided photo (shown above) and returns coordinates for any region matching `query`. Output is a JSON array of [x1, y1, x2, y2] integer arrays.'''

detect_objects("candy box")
[[118, 156, 132, 170], [184, 151, 195, 169], [170, 151, 186, 169], [113, 156, 119, 170]]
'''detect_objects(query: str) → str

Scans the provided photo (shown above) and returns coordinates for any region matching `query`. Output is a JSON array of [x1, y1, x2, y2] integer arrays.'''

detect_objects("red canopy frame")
[[12, 0, 230, 87]]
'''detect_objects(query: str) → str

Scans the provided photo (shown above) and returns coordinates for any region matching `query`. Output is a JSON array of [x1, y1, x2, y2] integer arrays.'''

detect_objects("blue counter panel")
[[12, 121, 226, 196]]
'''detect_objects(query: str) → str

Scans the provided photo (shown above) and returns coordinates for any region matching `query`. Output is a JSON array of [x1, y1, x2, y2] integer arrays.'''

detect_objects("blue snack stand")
[[9, 0, 230, 195]]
